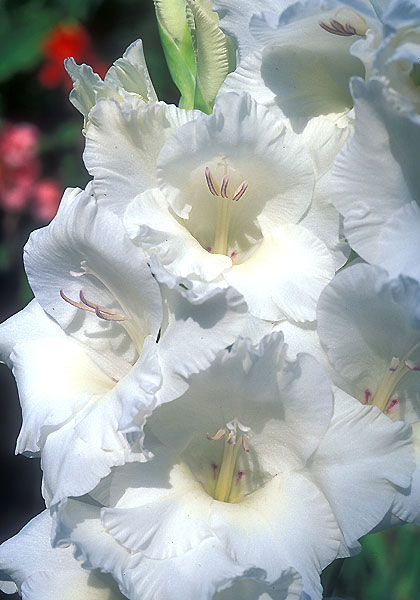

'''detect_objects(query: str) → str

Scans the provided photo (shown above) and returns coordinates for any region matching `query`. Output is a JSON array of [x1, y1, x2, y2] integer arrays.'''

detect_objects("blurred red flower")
[[39, 23, 107, 89]]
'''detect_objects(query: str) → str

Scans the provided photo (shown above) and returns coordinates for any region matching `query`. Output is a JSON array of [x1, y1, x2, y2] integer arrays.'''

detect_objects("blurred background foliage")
[[0, 1, 419, 599]]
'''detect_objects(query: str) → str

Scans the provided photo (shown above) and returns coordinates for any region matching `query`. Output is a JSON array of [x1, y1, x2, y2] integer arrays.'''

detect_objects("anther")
[[232, 180, 248, 202], [405, 360, 420, 371], [389, 357, 400, 372], [206, 428, 227, 441], [364, 389, 372, 404], [205, 167, 220, 196], [319, 19, 357, 36], [227, 430, 236, 445], [60, 289, 129, 322], [242, 436, 250, 452], [220, 175, 229, 199]]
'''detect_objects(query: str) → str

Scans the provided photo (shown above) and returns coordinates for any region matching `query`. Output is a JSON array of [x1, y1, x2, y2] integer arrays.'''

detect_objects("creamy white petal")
[[309, 389, 415, 552], [0, 300, 60, 368], [224, 224, 335, 322], [331, 77, 420, 272], [376, 201, 420, 281], [53, 496, 243, 600], [209, 471, 340, 600], [125, 189, 231, 281], [214, 567, 303, 600], [0, 511, 125, 600], [210, 0, 281, 59], [11, 333, 160, 506], [84, 98, 199, 215], [149, 255, 248, 403], [103, 39, 158, 103]]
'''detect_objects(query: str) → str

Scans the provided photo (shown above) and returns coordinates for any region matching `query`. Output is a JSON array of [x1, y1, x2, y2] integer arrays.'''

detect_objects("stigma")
[[205, 166, 248, 256]]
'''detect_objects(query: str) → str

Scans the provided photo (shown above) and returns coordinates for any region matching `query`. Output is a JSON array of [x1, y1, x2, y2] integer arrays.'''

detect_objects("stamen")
[[232, 180, 248, 202], [206, 428, 227, 441], [226, 430, 236, 445], [60, 289, 97, 313], [364, 389, 372, 404], [60, 289, 129, 322], [242, 436, 249, 452], [205, 167, 220, 197], [405, 360, 420, 371], [319, 19, 358, 36], [389, 357, 400, 372], [319, 8, 367, 37], [220, 175, 229, 199]]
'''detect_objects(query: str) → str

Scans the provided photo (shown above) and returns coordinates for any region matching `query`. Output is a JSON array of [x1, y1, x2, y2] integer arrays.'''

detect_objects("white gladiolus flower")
[[331, 76, 420, 280], [317, 262, 420, 524], [51, 334, 414, 600], [0, 511, 126, 600], [0, 184, 247, 506], [352, 0, 420, 111], [82, 93, 199, 217], [125, 91, 338, 326], [65, 39, 158, 132], [217, 0, 380, 125]]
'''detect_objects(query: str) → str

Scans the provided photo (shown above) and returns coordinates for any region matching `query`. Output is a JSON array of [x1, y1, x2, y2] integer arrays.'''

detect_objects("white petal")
[[54, 496, 243, 600], [65, 59, 102, 125], [0, 300, 60, 368], [103, 39, 157, 102], [211, 0, 280, 59], [24, 184, 162, 380], [149, 255, 248, 403], [317, 263, 420, 404], [209, 471, 340, 600], [11, 332, 160, 505], [214, 567, 303, 600], [331, 77, 420, 267], [84, 98, 198, 215], [309, 389, 415, 551], [376, 201, 420, 281], [224, 224, 335, 322], [0, 511, 125, 600], [125, 189, 231, 281]]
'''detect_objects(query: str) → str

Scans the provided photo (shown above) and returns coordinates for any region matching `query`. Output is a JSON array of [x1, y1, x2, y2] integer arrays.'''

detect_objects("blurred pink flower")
[[33, 180, 61, 222], [0, 123, 39, 169], [0, 122, 61, 221]]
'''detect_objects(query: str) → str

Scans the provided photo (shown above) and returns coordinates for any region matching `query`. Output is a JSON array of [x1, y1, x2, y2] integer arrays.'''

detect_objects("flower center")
[[205, 418, 250, 503], [319, 7, 368, 37], [205, 165, 248, 256], [365, 340, 420, 414]]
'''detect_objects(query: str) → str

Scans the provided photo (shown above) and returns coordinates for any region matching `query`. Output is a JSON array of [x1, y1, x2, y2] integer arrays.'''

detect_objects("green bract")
[[154, 0, 235, 112]]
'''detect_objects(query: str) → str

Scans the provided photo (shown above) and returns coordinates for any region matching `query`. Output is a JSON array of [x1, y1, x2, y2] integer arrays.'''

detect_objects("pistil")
[[206, 418, 250, 503], [370, 340, 420, 413]]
